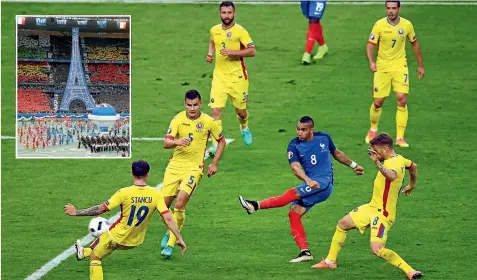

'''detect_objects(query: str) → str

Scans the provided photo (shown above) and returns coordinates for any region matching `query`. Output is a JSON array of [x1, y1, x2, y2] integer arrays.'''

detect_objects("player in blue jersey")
[[239, 116, 364, 262], [300, 0, 329, 65]]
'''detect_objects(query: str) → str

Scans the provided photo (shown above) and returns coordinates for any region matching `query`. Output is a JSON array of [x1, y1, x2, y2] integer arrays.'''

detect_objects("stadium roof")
[[17, 16, 130, 34]]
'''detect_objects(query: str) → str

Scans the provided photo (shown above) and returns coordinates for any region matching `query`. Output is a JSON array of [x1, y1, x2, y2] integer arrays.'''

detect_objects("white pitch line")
[[3, 0, 477, 4], [1, 136, 234, 142], [24, 138, 234, 280]]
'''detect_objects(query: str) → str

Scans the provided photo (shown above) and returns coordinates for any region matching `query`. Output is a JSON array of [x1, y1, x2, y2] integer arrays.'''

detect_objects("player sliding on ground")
[[239, 116, 364, 263], [312, 133, 422, 279], [160, 89, 226, 258], [64, 160, 186, 280]]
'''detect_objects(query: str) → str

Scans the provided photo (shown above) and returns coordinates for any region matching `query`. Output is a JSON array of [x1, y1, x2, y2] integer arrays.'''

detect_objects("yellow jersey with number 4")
[[370, 154, 414, 222], [368, 17, 417, 72], [166, 111, 223, 171], [103, 185, 169, 246], [210, 23, 254, 82]]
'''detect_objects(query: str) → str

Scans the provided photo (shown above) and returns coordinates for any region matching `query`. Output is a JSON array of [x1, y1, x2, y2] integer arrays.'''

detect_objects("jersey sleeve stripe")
[[368, 41, 377, 45], [216, 134, 225, 142], [108, 204, 123, 230], [406, 162, 414, 169], [89, 237, 100, 249], [165, 135, 175, 140], [160, 210, 169, 216], [102, 201, 110, 211], [239, 43, 248, 80]]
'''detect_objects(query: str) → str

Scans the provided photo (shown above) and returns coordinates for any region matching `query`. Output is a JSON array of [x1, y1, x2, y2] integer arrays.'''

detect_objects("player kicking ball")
[[239, 116, 364, 262], [300, 0, 328, 65], [65, 160, 186, 280], [312, 133, 422, 280]]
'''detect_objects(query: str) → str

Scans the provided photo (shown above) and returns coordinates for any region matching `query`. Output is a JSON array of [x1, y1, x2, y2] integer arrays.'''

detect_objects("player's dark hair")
[[370, 133, 394, 148], [385, 0, 400, 7], [220, 1, 235, 10], [132, 160, 150, 178], [299, 116, 314, 128], [185, 89, 201, 101]]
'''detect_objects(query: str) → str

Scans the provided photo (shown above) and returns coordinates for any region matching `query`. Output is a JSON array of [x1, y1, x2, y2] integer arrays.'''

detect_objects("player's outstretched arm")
[[332, 149, 364, 175], [208, 137, 226, 177], [411, 41, 425, 80], [64, 203, 108, 216], [402, 163, 418, 196], [161, 212, 187, 255]]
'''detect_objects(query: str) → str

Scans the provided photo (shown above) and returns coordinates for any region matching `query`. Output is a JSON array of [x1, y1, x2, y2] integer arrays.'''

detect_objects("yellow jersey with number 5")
[[166, 111, 224, 171], [368, 17, 417, 72], [103, 185, 169, 246], [210, 23, 254, 82]]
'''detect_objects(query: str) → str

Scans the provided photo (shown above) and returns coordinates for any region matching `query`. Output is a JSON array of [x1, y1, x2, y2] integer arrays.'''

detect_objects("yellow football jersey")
[[103, 185, 169, 247], [369, 154, 413, 221], [210, 23, 254, 82], [166, 111, 223, 171], [368, 17, 417, 72]]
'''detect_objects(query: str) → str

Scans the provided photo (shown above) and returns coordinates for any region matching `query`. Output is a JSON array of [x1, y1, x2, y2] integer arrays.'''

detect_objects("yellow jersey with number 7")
[[368, 17, 417, 72]]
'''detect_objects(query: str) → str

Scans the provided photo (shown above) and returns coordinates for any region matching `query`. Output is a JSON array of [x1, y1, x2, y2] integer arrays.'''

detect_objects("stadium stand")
[[17, 62, 48, 82], [17, 31, 130, 114], [17, 87, 53, 113], [88, 64, 129, 84]]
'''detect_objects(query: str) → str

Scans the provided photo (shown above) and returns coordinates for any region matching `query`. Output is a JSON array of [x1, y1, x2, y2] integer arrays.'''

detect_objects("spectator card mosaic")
[[16, 16, 131, 158]]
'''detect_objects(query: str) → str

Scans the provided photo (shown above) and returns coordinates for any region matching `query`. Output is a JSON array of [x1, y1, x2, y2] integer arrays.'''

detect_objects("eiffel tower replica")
[[60, 27, 95, 111]]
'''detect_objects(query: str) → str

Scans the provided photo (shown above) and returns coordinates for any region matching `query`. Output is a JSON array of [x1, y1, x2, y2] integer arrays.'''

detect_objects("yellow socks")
[[396, 105, 408, 139], [370, 104, 382, 131], [167, 208, 185, 247], [89, 260, 103, 280], [326, 226, 347, 262], [237, 112, 248, 130], [377, 247, 413, 274], [84, 248, 92, 258]]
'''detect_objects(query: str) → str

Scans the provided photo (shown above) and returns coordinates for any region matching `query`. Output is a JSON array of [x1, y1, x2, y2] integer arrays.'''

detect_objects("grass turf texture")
[[2, 2, 477, 280]]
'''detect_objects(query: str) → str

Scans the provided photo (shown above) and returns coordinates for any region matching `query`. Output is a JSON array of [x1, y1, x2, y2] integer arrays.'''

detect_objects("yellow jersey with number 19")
[[368, 17, 417, 72], [210, 23, 254, 82], [166, 111, 224, 171], [103, 185, 169, 247]]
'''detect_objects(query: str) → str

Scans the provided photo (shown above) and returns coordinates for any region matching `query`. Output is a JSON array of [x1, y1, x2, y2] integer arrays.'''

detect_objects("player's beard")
[[221, 16, 234, 26], [388, 13, 398, 20]]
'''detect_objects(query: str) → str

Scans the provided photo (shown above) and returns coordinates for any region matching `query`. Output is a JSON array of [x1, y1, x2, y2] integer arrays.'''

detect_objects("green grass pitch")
[[2, 2, 477, 279]]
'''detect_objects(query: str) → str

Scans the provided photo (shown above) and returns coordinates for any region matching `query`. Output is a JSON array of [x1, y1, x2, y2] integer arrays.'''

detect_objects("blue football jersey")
[[287, 132, 336, 179]]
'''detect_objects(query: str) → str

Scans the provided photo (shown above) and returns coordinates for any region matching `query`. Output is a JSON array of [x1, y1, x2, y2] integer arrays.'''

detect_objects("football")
[[88, 217, 110, 238]]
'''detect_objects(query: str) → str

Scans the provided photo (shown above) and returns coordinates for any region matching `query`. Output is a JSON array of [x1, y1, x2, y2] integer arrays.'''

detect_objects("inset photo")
[[16, 15, 131, 158]]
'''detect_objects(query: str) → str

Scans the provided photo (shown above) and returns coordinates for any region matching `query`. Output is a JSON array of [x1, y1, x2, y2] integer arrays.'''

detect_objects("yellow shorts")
[[373, 67, 409, 98], [349, 204, 394, 243], [89, 232, 119, 259], [161, 168, 203, 197], [209, 78, 249, 109]]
